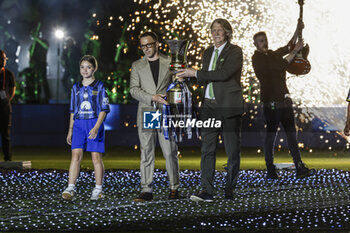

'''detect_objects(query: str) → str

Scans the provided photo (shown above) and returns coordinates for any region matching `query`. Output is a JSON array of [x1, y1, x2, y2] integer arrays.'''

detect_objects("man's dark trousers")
[[200, 99, 242, 196], [263, 98, 302, 168]]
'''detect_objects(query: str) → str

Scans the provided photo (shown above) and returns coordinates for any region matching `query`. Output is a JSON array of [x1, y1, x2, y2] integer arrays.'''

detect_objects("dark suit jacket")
[[197, 42, 244, 118]]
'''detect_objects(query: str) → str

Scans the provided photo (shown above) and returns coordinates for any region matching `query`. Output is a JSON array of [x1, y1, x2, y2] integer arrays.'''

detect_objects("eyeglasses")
[[140, 41, 156, 49]]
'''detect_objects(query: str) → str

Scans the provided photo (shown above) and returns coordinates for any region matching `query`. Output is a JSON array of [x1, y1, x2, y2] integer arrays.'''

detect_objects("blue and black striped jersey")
[[70, 80, 110, 120]]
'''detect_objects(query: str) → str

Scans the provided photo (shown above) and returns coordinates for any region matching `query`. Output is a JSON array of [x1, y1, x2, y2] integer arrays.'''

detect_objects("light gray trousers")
[[138, 127, 179, 193]]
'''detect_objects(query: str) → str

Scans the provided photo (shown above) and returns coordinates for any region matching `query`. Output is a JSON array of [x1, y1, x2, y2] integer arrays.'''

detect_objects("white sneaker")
[[62, 187, 76, 200], [90, 188, 104, 200]]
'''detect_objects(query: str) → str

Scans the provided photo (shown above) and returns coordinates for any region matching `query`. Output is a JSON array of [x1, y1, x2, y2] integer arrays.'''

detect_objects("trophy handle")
[[183, 41, 192, 67]]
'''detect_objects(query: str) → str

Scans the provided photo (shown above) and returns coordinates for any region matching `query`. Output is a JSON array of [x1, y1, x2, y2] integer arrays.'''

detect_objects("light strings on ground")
[[1, 169, 350, 231]]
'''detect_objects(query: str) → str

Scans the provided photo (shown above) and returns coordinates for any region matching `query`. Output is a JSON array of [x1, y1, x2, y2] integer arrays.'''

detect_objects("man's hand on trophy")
[[152, 94, 168, 105], [175, 76, 185, 82], [177, 68, 197, 78]]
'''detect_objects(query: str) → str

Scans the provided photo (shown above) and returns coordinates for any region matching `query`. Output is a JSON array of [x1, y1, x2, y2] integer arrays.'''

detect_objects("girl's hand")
[[67, 130, 73, 145], [88, 127, 98, 139]]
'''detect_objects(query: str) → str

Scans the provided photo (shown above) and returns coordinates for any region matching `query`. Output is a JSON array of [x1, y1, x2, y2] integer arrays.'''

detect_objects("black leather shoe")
[[134, 192, 153, 202], [267, 165, 280, 179], [267, 170, 280, 179], [296, 162, 316, 178], [168, 189, 179, 200]]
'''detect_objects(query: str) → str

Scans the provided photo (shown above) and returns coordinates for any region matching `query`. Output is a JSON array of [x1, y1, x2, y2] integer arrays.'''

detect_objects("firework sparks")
[[124, 0, 349, 132]]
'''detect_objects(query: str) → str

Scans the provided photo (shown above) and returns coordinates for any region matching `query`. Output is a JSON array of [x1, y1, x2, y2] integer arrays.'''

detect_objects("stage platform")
[[1, 169, 350, 232]]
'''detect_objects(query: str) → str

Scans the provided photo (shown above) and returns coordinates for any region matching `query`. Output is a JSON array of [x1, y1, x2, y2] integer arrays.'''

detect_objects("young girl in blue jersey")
[[62, 55, 110, 200]]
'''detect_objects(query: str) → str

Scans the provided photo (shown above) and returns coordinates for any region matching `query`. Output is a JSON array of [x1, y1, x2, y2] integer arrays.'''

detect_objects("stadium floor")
[[1, 146, 350, 232], [1, 168, 350, 232]]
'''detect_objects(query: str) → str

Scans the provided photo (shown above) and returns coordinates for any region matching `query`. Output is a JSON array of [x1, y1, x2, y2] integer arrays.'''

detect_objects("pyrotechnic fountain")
[[125, 0, 350, 137]]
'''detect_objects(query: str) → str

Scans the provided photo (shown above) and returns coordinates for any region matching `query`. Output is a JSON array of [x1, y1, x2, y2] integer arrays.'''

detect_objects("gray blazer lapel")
[[140, 57, 157, 91], [157, 54, 170, 90]]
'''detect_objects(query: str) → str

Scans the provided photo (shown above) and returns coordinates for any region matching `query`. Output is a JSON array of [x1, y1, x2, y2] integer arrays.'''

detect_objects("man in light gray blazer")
[[130, 32, 180, 201]]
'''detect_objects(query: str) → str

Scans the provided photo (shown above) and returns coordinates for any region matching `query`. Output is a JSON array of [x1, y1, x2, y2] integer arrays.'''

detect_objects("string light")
[[1, 169, 350, 231]]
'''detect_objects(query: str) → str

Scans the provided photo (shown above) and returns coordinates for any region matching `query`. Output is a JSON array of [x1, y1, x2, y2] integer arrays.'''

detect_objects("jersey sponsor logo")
[[80, 101, 91, 110], [79, 101, 94, 114]]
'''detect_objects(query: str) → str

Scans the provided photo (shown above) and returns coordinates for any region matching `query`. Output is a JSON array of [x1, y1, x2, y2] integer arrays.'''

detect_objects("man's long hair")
[[210, 18, 233, 42]]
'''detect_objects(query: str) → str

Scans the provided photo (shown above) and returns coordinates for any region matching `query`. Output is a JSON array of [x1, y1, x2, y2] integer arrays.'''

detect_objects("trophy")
[[166, 40, 191, 105], [163, 40, 193, 141]]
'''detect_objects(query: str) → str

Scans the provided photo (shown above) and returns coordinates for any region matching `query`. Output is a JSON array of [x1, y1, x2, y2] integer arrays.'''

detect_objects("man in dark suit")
[[178, 18, 244, 201]]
